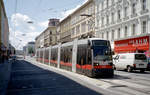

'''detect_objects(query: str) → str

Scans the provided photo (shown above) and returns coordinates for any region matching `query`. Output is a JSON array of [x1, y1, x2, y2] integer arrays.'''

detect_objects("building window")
[[97, 19, 99, 27], [107, 0, 109, 8], [111, 12, 114, 23], [124, 26, 128, 37], [132, 3, 136, 14], [97, 4, 99, 12], [132, 24, 136, 36], [124, 7, 128, 17], [102, 2, 104, 10], [88, 20, 91, 31], [112, 30, 114, 40], [76, 25, 80, 34], [81, 22, 86, 33], [106, 15, 109, 25], [106, 31, 109, 40], [111, 0, 114, 5], [118, 10, 121, 20], [118, 28, 120, 39], [142, 0, 146, 10], [101, 17, 104, 26], [102, 33, 104, 38], [72, 28, 75, 36], [142, 21, 147, 34], [50, 31, 52, 35]]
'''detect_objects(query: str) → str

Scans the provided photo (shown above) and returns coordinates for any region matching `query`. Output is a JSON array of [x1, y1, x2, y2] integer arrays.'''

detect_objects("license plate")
[[139, 64, 144, 66]]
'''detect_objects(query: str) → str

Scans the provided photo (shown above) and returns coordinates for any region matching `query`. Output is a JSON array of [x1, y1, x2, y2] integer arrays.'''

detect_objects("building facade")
[[0, 0, 9, 62], [35, 32, 44, 49], [70, 0, 95, 39], [95, 0, 150, 50], [44, 19, 59, 46], [44, 26, 58, 47], [59, 16, 71, 43], [25, 42, 35, 56], [35, 18, 59, 50], [57, 0, 95, 43]]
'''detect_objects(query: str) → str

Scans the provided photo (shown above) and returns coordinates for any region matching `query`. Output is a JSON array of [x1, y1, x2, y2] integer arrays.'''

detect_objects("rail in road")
[[8, 57, 150, 95]]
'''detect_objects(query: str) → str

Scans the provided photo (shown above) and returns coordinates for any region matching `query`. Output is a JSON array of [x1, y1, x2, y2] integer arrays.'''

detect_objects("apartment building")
[[71, 0, 95, 39], [95, 0, 150, 52], [0, 0, 9, 62], [59, 16, 71, 43], [35, 19, 59, 50], [44, 26, 58, 46], [35, 32, 44, 49]]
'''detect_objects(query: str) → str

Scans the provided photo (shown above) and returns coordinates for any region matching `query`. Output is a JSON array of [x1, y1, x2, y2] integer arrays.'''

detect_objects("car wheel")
[[127, 66, 132, 72]]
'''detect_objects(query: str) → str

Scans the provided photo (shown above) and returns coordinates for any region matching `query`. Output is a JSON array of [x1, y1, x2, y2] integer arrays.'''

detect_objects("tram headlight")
[[94, 63, 99, 66]]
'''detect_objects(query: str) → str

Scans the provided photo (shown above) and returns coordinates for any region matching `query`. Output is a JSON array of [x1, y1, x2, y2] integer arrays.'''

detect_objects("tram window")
[[87, 50, 92, 65], [92, 40, 108, 46], [77, 44, 87, 65]]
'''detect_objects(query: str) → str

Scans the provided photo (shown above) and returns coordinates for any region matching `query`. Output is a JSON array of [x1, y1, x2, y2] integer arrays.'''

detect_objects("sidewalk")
[[0, 60, 12, 95], [25, 57, 116, 95]]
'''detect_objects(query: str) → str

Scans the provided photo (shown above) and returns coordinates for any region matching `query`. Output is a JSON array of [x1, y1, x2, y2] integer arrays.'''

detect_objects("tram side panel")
[[48, 46, 51, 66], [50, 47, 58, 67], [60, 46, 73, 71], [40, 50, 43, 63], [44, 48, 49, 65], [76, 44, 93, 77], [36, 50, 40, 61], [76, 44, 88, 75]]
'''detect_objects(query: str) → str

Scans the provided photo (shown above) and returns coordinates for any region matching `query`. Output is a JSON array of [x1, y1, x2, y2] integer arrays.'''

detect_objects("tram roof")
[[61, 41, 73, 47], [88, 38, 108, 41]]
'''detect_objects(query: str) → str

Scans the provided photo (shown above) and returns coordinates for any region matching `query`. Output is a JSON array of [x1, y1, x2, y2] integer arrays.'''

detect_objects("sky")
[[3, 0, 88, 50]]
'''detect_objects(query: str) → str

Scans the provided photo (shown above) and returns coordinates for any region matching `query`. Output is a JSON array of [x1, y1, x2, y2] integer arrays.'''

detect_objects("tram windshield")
[[92, 40, 112, 61]]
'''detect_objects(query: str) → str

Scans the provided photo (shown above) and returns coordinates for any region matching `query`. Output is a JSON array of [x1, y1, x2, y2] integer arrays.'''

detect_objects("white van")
[[113, 53, 147, 72]]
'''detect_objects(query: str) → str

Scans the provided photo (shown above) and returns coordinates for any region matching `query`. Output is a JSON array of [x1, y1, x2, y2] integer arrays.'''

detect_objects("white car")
[[113, 53, 147, 72]]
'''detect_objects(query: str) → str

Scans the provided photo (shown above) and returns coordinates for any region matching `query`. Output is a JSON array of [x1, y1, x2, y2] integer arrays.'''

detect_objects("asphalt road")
[[97, 69, 150, 95], [6, 57, 150, 95], [6, 60, 101, 95]]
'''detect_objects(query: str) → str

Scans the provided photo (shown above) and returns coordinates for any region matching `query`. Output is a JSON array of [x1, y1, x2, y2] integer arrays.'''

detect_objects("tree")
[[28, 47, 34, 54]]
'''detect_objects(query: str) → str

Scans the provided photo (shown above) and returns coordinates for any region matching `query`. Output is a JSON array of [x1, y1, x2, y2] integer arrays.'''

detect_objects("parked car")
[[113, 53, 147, 72]]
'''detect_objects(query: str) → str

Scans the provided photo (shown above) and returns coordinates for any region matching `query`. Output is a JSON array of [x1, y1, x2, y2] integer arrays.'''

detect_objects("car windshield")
[[135, 54, 147, 60]]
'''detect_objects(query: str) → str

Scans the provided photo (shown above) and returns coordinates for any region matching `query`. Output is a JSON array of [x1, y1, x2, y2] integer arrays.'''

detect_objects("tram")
[[36, 38, 114, 77]]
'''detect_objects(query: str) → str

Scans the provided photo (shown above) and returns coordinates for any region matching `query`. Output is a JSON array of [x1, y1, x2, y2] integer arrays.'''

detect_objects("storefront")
[[114, 34, 150, 57]]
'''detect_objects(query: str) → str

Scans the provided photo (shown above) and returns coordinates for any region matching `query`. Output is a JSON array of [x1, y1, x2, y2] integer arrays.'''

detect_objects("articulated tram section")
[[36, 38, 114, 77]]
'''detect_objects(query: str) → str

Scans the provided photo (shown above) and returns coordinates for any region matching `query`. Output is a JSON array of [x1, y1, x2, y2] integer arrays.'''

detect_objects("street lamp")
[[80, 14, 92, 17], [27, 21, 34, 24]]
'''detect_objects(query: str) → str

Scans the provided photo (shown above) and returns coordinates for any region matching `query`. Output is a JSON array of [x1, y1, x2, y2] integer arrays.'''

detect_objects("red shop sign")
[[114, 36, 149, 53]]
